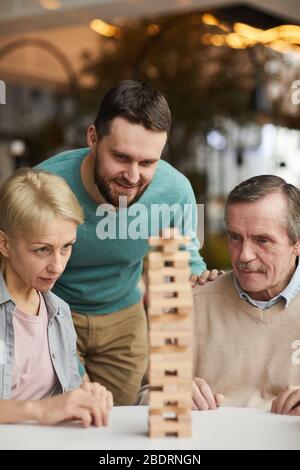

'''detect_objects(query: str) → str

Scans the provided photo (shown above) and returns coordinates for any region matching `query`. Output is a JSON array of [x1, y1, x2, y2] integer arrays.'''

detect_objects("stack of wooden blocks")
[[146, 229, 193, 438]]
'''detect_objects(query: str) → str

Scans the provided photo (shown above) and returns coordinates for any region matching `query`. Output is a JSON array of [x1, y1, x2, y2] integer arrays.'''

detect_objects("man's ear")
[[293, 240, 300, 257], [0, 230, 10, 258], [87, 125, 97, 155]]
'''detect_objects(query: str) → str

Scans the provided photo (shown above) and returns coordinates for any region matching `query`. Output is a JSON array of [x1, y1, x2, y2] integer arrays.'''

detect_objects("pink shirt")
[[11, 292, 58, 400]]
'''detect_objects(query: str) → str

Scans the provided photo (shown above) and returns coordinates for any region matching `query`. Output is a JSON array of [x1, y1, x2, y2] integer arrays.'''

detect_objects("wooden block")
[[149, 330, 192, 347], [147, 305, 193, 316], [146, 307, 193, 317], [149, 345, 191, 354], [149, 367, 192, 384], [148, 282, 192, 294], [149, 228, 190, 245], [149, 294, 193, 309], [176, 307, 193, 315], [149, 409, 191, 419], [150, 317, 192, 331], [149, 390, 192, 408], [150, 240, 184, 255], [149, 357, 192, 371], [150, 351, 192, 363], [149, 405, 190, 414], [147, 256, 164, 269], [157, 383, 191, 393], [172, 260, 190, 269], [147, 267, 191, 283], [149, 371, 192, 384], [149, 376, 192, 387], [147, 307, 164, 317], [148, 251, 190, 269], [149, 417, 190, 435], [161, 242, 186, 255], [149, 412, 191, 438], [149, 426, 191, 438], [149, 236, 190, 247]]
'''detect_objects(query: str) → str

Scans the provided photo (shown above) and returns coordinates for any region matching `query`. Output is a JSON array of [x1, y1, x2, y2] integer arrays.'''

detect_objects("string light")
[[90, 19, 123, 38], [200, 13, 300, 55]]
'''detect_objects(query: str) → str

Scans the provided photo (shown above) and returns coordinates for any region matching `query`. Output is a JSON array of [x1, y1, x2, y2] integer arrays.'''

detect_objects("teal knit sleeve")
[[77, 357, 86, 378]]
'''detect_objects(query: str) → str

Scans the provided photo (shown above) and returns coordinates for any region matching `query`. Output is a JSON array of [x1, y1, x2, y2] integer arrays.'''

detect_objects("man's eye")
[[62, 243, 72, 250], [35, 247, 49, 254], [228, 234, 240, 241], [257, 238, 269, 244]]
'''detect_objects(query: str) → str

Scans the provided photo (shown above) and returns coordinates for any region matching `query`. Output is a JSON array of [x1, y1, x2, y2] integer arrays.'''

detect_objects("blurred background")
[[0, 0, 300, 269]]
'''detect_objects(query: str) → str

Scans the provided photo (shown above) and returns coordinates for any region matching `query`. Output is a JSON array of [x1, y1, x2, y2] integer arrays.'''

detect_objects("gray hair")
[[225, 175, 300, 244]]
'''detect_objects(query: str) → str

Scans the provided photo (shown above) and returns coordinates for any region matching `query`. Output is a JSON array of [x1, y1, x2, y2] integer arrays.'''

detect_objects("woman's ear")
[[0, 230, 10, 258]]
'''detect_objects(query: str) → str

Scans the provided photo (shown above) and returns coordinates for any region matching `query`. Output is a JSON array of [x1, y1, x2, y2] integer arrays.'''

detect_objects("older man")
[[192, 175, 300, 415]]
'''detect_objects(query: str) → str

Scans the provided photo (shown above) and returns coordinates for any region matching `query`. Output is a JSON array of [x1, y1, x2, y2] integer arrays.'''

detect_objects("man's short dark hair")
[[94, 80, 171, 137], [225, 175, 300, 244]]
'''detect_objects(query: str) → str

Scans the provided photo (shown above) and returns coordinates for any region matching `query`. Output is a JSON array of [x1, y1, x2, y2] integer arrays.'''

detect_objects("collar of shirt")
[[0, 271, 12, 305], [234, 258, 300, 310]]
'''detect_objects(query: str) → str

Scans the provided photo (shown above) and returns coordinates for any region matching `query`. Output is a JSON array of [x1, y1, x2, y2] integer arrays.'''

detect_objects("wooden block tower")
[[146, 228, 193, 438]]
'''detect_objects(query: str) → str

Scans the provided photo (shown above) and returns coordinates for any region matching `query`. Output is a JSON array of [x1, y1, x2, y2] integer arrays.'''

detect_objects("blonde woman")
[[0, 168, 113, 426]]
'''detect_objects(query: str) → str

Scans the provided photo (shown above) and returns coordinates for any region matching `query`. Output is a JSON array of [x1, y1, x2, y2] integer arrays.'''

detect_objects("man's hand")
[[190, 269, 225, 286], [33, 386, 112, 427], [192, 378, 225, 410], [271, 386, 300, 415]]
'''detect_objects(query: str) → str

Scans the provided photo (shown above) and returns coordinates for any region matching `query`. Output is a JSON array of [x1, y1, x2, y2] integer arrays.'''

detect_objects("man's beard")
[[94, 169, 149, 208]]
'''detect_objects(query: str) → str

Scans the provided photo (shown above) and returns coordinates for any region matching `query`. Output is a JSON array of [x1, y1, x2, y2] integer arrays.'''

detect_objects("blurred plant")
[[80, 10, 300, 167], [26, 118, 64, 165]]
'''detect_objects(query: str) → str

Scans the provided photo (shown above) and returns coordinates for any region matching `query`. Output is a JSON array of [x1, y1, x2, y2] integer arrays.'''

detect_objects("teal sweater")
[[37, 148, 206, 314]]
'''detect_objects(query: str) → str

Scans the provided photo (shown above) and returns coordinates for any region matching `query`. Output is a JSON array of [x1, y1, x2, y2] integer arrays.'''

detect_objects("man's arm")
[[180, 178, 224, 284]]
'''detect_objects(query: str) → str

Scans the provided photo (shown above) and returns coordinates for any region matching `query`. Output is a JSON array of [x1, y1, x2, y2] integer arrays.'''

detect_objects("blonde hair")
[[0, 168, 84, 272]]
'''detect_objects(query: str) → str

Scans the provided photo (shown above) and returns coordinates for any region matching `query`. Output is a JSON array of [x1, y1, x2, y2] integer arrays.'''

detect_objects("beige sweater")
[[193, 272, 300, 410]]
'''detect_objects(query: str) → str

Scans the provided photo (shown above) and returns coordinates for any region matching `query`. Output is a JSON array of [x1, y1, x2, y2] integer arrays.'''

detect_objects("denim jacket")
[[0, 273, 81, 399]]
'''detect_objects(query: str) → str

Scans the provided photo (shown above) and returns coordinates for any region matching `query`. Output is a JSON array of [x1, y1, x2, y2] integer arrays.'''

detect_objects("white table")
[[0, 406, 300, 450]]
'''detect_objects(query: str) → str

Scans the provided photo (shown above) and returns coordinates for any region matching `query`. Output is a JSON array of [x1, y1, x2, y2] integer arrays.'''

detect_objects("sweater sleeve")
[[181, 177, 206, 275]]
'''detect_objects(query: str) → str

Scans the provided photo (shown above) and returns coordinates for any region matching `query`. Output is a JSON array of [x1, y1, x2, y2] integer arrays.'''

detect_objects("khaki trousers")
[[72, 302, 148, 406]]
